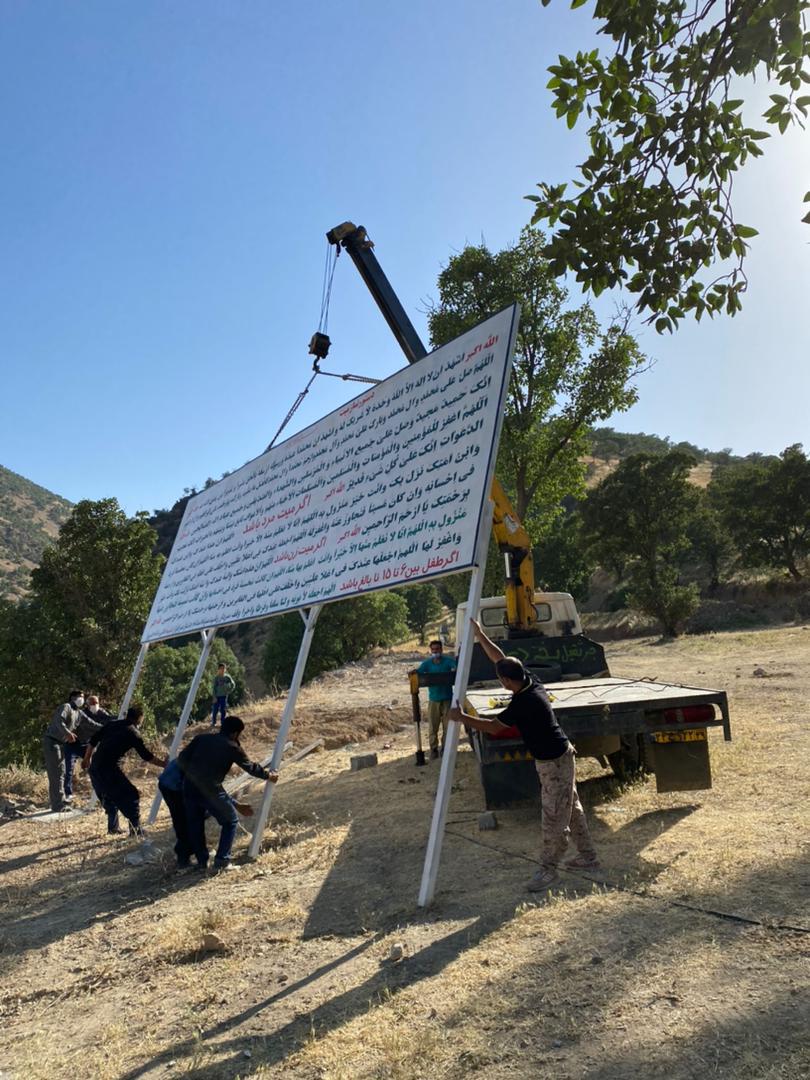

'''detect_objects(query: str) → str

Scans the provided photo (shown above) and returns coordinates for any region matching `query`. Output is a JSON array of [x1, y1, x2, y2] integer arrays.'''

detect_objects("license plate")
[[652, 728, 707, 744]]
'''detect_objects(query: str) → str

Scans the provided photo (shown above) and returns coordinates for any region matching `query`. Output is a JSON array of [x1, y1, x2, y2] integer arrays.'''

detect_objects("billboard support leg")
[[247, 605, 321, 859], [418, 504, 493, 908], [147, 626, 218, 825]]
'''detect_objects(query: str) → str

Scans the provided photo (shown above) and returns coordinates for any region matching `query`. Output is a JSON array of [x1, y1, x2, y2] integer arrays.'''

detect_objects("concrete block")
[[350, 753, 378, 772]]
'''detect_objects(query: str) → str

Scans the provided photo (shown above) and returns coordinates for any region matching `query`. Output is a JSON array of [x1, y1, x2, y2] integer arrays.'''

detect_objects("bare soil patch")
[[1, 628, 808, 1079]]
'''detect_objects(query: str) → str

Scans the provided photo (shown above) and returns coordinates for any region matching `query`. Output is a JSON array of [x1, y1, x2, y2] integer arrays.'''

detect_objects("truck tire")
[[526, 662, 562, 684], [607, 734, 648, 780]]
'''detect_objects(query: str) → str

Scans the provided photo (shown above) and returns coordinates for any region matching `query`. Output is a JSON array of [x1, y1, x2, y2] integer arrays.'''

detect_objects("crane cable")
[[265, 240, 379, 453], [318, 241, 338, 336]]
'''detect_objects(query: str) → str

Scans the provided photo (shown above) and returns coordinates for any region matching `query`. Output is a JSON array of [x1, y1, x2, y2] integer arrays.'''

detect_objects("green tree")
[[530, 0, 810, 328], [532, 509, 595, 601], [399, 583, 443, 644], [0, 596, 49, 765], [140, 637, 245, 734], [710, 444, 810, 579], [581, 451, 700, 635], [686, 493, 736, 591], [28, 499, 164, 700], [0, 498, 164, 765], [262, 592, 410, 689], [427, 228, 645, 537]]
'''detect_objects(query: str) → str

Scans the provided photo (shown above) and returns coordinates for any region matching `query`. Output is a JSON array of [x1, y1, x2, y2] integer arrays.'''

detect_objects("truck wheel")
[[607, 735, 648, 780], [527, 662, 562, 684]]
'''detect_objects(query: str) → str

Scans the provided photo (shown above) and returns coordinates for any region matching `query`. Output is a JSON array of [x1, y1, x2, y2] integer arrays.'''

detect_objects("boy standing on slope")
[[210, 663, 235, 727]]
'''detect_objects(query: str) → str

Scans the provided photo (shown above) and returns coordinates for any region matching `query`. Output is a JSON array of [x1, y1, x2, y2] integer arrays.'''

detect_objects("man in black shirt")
[[83, 705, 168, 837], [178, 715, 277, 872], [449, 619, 599, 893]]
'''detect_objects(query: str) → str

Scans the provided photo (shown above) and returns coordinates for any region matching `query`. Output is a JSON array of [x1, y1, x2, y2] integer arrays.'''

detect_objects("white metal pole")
[[147, 626, 218, 825], [247, 605, 321, 858], [87, 641, 150, 810], [117, 642, 150, 719], [418, 505, 493, 908]]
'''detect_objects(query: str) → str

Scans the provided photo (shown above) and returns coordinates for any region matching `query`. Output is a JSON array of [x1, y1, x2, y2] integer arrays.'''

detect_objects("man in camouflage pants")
[[448, 620, 600, 892]]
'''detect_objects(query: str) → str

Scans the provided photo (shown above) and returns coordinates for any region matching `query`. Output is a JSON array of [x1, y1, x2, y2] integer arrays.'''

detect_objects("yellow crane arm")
[[490, 477, 536, 633]]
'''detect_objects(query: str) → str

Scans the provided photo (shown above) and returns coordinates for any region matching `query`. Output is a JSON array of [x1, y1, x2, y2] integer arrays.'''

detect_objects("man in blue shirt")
[[417, 641, 457, 759]]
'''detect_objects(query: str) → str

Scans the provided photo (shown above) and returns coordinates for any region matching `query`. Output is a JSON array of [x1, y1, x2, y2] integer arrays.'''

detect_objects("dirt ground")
[[1, 627, 808, 1079]]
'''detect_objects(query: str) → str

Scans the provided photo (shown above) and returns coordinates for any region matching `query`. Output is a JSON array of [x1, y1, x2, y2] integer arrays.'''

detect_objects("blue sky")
[[2, 1, 808, 516]]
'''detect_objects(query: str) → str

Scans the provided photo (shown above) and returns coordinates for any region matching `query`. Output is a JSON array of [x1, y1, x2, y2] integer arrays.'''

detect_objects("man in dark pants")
[[64, 694, 116, 802], [157, 758, 193, 869], [83, 705, 168, 837], [42, 690, 85, 812], [178, 715, 277, 872]]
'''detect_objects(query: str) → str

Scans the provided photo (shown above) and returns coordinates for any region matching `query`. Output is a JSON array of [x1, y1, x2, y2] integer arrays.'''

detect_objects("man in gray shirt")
[[63, 694, 115, 802], [43, 690, 85, 812]]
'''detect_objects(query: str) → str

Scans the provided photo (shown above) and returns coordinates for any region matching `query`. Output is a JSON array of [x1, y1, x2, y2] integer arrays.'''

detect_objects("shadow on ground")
[[112, 750, 722, 1079]]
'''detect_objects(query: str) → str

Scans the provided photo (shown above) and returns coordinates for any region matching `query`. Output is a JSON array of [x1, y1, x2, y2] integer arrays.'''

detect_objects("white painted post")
[[87, 642, 150, 810], [418, 506, 493, 908], [147, 626, 218, 825], [117, 642, 151, 719], [247, 605, 321, 858]]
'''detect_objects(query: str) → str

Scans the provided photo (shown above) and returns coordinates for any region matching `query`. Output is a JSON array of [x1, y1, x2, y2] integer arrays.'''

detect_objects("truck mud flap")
[[480, 761, 540, 809], [647, 729, 712, 793]]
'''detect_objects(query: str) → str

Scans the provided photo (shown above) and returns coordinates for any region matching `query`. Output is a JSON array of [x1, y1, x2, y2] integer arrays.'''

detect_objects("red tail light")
[[652, 705, 716, 726]]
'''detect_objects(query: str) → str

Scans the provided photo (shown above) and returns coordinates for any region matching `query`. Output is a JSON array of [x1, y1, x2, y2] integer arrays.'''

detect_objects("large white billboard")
[[142, 305, 519, 642]]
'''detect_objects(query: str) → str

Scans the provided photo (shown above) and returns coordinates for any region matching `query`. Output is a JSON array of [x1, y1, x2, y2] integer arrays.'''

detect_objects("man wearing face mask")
[[42, 690, 85, 812], [63, 695, 116, 804]]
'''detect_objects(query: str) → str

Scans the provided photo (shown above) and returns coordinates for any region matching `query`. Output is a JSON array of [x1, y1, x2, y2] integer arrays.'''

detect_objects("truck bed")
[[466, 676, 731, 741]]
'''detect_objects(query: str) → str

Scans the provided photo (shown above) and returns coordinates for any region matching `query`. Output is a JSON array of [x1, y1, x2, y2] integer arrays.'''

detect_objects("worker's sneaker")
[[527, 868, 560, 893], [563, 853, 601, 871], [213, 860, 238, 873]]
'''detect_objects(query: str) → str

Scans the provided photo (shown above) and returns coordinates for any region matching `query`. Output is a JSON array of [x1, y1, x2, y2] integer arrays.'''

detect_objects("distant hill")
[[588, 427, 751, 468], [0, 466, 72, 600], [583, 427, 754, 491]]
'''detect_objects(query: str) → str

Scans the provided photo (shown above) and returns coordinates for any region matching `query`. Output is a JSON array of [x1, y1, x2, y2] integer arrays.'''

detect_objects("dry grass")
[[0, 625, 808, 1080], [0, 763, 48, 801]]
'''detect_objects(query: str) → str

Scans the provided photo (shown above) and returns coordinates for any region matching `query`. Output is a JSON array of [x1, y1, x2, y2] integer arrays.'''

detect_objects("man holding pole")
[[448, 619, 600, 893], [83, 705, 168, 837], [178, 715, 277, 872]]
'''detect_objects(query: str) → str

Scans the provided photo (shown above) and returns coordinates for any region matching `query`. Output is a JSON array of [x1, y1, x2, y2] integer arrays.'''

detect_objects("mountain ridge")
[[0, 465, 73, 600]]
